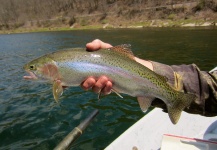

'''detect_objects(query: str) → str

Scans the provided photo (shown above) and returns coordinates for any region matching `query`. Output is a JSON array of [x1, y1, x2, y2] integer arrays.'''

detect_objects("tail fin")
[[167, 92, 196, 124]]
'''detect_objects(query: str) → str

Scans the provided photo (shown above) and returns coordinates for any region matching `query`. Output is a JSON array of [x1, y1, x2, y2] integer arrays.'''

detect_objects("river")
[[0, 28, 216, 149]]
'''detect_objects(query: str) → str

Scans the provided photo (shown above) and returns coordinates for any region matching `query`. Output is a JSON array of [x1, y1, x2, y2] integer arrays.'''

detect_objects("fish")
[[23, 45, 196, 124]]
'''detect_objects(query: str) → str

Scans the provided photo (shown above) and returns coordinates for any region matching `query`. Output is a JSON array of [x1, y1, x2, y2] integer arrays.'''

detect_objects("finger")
[[86, 39, 112, 51], [92, 76, 109, 93], [81, 77, 96, 90], [86, 39, 101, 50], [101, 81, 112, 95]]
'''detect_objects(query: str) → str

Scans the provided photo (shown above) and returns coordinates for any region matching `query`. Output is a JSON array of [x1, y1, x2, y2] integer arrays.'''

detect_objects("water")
[[0, 28, 216, 149]]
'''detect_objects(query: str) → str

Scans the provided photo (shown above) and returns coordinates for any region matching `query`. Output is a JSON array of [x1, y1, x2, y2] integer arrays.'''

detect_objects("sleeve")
[[150, 61, 217, 117]]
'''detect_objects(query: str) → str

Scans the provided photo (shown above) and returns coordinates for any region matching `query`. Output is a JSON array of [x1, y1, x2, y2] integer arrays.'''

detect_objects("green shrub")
[[68, 17, 76, 26], [101, 19, 108, 24], [168, 14, 176, 20], [80, 19, 88, 26]]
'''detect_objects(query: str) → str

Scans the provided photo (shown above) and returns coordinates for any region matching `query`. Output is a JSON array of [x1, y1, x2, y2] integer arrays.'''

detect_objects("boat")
[[105, 108, 217, 150]]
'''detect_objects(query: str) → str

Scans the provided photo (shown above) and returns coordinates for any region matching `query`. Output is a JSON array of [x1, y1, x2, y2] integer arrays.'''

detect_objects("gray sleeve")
[[150, 61, 217, 116]]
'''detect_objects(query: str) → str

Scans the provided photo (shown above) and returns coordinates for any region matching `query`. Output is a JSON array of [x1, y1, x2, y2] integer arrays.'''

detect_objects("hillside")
[[0, 0, 217, 32]]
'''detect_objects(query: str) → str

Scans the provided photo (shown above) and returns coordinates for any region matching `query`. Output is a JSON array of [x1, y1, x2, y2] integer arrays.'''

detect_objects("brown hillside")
[[0, 0, 217, 30]]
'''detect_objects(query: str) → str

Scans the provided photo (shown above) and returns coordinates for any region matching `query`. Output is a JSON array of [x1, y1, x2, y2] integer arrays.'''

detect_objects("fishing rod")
[[54, 109, 99, 150]]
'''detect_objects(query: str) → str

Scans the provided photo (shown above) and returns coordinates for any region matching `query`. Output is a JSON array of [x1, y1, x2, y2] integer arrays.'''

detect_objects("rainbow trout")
[[23, 45, 196, 124]]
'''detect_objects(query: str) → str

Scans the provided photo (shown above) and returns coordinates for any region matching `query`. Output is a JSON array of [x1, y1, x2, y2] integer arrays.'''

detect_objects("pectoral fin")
[[53, 80, 63, 103], [137, 96, 155, 113]]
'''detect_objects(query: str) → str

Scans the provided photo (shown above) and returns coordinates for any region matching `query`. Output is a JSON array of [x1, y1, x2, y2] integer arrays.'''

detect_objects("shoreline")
[[0, 20, 216, 34]]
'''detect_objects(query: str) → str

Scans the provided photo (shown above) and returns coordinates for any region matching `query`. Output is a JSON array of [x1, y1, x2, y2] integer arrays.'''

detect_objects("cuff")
[[151, 61, 206, 115]]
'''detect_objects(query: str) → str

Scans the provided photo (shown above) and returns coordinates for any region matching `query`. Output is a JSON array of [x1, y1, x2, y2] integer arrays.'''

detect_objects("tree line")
[[0, 0, 216, 29]]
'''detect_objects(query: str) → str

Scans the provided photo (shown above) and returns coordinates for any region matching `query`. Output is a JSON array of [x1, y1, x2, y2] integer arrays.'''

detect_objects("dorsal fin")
[[108, 44, 135, 60]]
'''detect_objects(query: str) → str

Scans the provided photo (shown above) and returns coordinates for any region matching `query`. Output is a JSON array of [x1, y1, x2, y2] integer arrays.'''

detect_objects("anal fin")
[[171, 72, 184, 92], [167, 72, 184, 92], [137, 96, 155, 113], [53, 80, 63, 103]]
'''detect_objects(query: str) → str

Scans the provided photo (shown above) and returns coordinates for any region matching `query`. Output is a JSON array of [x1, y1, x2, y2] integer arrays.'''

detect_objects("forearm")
[[134, 57, 153, 71]]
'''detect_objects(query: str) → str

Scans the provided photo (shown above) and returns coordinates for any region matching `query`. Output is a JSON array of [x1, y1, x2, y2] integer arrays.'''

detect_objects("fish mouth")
[[23, 71, 38, 80]]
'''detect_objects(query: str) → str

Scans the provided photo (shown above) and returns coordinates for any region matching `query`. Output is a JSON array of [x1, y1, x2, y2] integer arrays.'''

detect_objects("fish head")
[[23, 56, 59, 82]]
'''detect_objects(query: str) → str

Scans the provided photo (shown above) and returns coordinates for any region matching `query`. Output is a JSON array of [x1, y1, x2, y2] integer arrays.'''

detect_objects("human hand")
[[81, 39, 113, 95], [86, 39, 112, 51]]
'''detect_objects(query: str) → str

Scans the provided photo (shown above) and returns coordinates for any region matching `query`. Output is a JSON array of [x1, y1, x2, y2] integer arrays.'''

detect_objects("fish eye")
[[29, 65, 36, 70]]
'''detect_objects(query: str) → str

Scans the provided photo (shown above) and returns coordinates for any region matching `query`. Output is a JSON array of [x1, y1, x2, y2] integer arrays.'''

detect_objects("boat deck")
[[106, 108, 217, 150]]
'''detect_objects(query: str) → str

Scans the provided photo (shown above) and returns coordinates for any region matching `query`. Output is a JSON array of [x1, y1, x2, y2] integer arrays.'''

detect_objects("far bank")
[[0, 19, 216, 34]]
